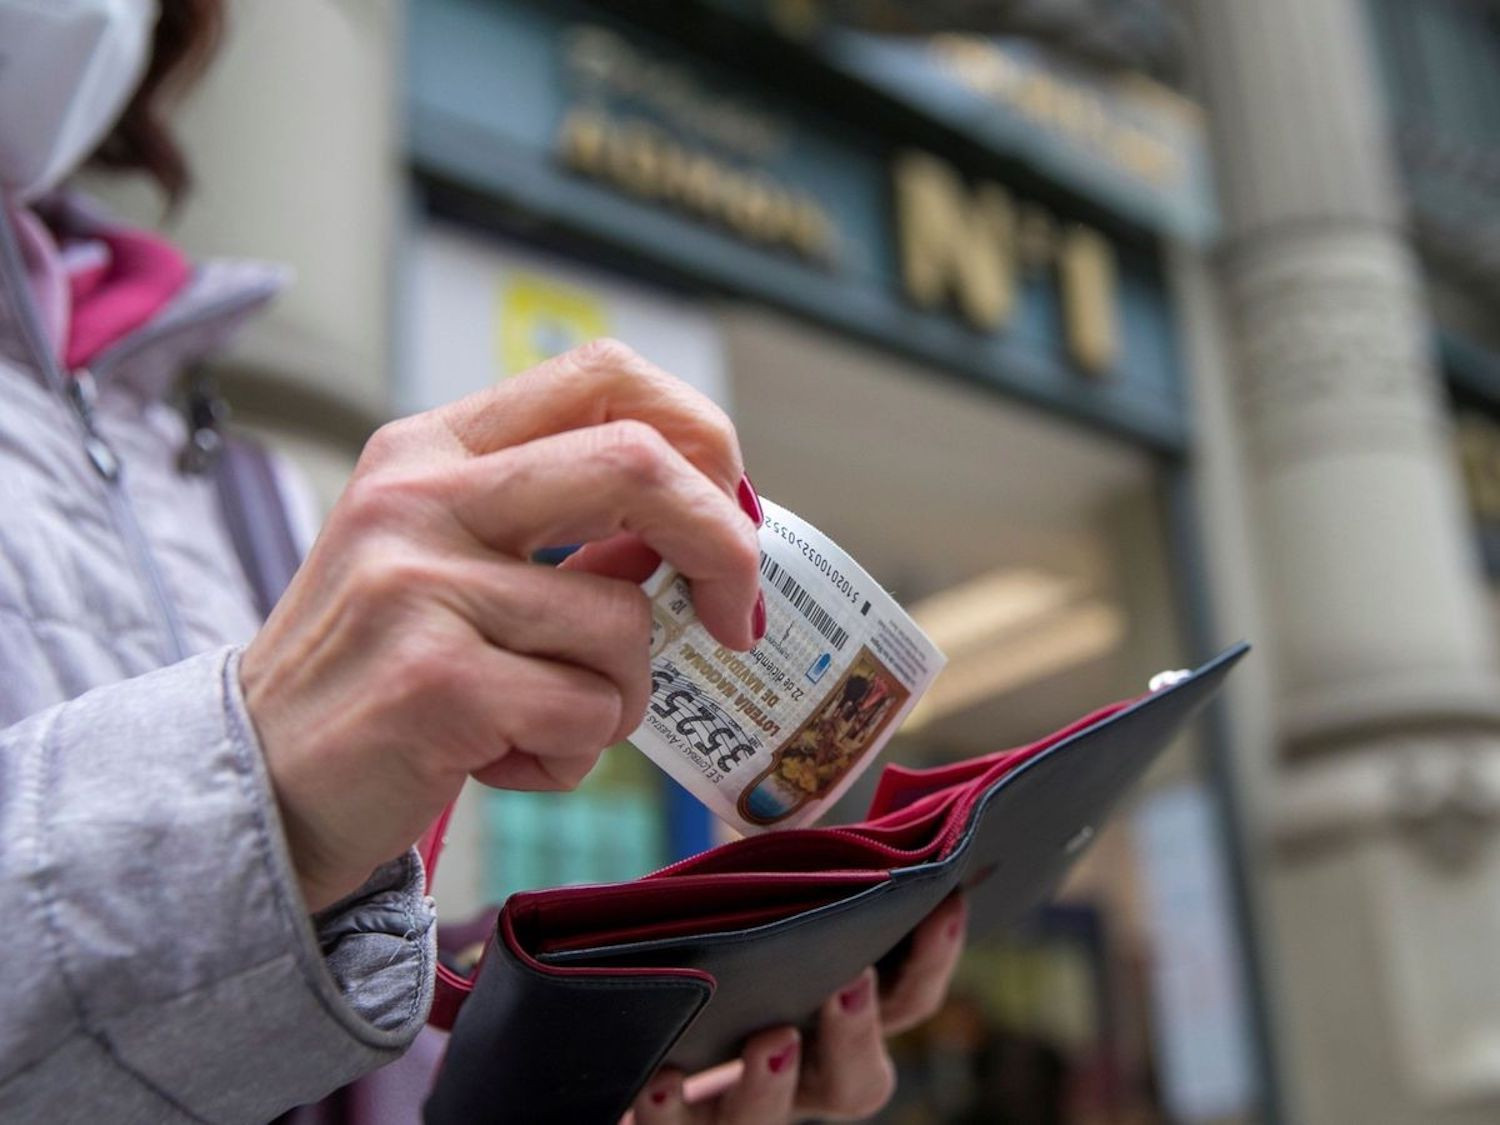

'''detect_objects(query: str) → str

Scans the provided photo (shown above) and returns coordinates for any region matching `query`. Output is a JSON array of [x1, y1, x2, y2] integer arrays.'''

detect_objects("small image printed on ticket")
[[631, 499, 946, 834]]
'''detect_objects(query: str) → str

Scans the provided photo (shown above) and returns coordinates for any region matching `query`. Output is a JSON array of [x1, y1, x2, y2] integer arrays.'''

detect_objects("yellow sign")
[[893, 149, 1119, 376], [497, 273, 611, 377]]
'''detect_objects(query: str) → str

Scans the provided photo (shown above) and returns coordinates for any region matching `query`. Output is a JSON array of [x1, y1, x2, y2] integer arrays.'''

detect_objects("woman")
[[0, 2, 966, 1121]]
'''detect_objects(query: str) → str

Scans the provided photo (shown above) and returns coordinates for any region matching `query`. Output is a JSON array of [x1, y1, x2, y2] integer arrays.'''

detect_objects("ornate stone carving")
[[1222, 226, 1448, 464], [1274, 739, 1500, 871]]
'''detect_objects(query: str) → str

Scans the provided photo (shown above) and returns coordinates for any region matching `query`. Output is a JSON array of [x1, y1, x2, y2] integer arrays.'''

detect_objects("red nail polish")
[[751, 591, 767, 642], [768, 1041, 799, 1074], [839, 975, 871, 1014], [649, 1088, 669, 1106], [737, 473, 764, 527]]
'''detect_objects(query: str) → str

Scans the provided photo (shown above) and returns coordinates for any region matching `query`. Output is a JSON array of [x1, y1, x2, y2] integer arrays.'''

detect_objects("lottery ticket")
[[631, 498, 946, 834]]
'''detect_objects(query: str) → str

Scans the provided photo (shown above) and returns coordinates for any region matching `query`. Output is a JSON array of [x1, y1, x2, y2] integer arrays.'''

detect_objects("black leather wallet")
[[424, 644, 1247, 1124]]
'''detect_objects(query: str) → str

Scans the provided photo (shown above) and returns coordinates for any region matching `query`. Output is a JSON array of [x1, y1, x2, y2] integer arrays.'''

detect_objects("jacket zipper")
[[0, 206, 189, 663], [68, 367, 190, 662]]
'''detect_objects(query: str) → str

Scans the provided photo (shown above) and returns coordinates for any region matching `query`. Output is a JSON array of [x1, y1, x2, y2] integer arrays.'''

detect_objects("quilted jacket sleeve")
[[0, 645, 436, 1123]]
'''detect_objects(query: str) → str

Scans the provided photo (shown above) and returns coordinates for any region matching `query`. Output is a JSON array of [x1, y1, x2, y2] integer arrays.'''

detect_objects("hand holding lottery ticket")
[[634, 499, 946, 833]]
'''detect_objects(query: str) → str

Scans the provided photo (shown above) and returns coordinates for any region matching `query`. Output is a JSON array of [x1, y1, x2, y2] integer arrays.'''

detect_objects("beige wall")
[[82, 0, 406, 508]]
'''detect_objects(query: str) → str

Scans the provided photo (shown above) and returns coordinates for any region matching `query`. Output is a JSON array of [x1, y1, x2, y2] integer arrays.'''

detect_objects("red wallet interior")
[[426, 693, 1142, 1023], [519, 870, 890, 954], [512, 697, 1135, 957]]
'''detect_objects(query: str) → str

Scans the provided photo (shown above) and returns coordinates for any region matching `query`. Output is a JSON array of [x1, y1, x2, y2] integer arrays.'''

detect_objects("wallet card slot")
[[865, 699, 1135, 820], [540, 875, 907, 970], [649, 830, 897, 876], [513, 870, 889, 957], [539, 900, 840, 954]]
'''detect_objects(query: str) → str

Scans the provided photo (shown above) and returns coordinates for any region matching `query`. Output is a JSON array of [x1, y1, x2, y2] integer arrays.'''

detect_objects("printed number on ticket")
[[631, 498, 946, 834]]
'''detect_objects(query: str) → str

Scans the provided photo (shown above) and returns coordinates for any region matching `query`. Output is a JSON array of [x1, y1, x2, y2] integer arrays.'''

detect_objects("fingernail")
[[768, 1041, 799, 1075], [751, 591, 767, 641], [839, 973, 872, 1014], [649, 1088, 670, 1105], [737, 473, 764, 527]]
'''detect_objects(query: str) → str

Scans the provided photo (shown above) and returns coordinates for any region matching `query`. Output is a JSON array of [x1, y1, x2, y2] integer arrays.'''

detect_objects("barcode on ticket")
[[759, 554, 850, 651]]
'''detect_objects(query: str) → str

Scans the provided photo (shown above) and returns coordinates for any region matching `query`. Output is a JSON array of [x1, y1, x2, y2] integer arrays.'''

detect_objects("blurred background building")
[[83, 0, 1500, 1120]]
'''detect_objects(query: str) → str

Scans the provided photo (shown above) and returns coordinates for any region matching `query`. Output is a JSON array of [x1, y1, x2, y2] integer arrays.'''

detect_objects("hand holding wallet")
[[423, 643, 1247, 1124]]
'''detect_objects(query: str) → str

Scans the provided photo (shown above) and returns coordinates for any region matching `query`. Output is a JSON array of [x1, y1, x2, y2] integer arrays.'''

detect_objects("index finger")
[[438, 338, 744, 493], [448, 419, 762, 649]]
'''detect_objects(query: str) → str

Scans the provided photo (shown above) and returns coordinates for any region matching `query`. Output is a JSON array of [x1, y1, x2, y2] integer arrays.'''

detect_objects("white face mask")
[[0, 0, 159, 202]]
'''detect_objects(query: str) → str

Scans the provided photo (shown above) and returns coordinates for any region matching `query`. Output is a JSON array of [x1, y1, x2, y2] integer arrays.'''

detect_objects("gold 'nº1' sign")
[[894, 149, 1119, 376]]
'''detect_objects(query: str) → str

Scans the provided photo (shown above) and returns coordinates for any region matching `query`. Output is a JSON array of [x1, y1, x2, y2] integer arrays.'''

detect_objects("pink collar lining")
[[64, 222, 192, 370], [10, 203, 192, 373]]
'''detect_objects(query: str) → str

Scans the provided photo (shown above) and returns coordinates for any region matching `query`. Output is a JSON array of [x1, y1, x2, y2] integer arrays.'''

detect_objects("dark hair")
[[88, 0, 226, 205]]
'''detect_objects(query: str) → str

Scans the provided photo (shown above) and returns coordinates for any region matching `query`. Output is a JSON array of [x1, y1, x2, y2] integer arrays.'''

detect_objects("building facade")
[[1186, 0, 1500, 1122], [84, 0, 1500, 1120]]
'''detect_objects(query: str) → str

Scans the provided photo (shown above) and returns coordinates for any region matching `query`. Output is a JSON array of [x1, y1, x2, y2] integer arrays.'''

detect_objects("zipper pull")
[[179, 369, 229, 474], [1149, 668, 1191, 692], [65, 369, 121, 482]]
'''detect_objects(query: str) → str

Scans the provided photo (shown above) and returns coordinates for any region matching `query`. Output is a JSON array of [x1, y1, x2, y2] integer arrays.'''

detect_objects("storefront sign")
[[925, 35, 1185, 192], [556, 25, 838, 265], [408, 0, 1188, 450], [894, 149, 1117, 374], [557, 107, 837, 264], [700, 1, 1216, 241], [823, 32, 1215, 242]]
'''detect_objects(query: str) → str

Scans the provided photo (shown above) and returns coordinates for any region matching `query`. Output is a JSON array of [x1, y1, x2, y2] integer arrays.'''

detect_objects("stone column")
[[1187, 0, 1500, 1121]]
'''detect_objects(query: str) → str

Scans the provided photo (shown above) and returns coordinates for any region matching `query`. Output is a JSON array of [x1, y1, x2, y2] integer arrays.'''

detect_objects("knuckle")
[[537, 738, 609, 793], [340, 474, 398, 528], [358, 417, 416, 468], [581, 682, 626, 747], [351, 552, 438, 606], [691, 398, 739, 465], [831, 1053, 895, 1119], [339, 468, 433, 530], [726, 520, 763, 583], [344, 551, 393, 605], [521, 675, 623, 781], [608, 584, 655, 647], [387, 627, 461, 701], [860, 1057, 898, 1117], [595, 419, 671, 487], [570, 336, 638, 375], [549, 758, 596, 792], [616, 691, 648, 742]]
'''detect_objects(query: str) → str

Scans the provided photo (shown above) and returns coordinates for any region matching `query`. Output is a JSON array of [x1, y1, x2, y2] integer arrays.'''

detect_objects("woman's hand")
[[627, 894, 969, 1124], [240, 340, 763, 912]]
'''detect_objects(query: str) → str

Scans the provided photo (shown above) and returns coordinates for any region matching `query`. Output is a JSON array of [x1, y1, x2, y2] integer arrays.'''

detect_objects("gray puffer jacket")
[[0, 197, 434, 1123]]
